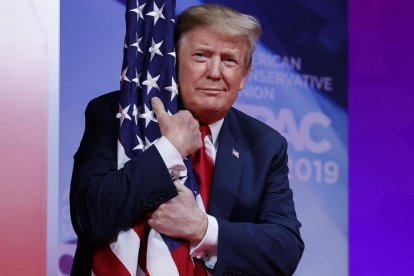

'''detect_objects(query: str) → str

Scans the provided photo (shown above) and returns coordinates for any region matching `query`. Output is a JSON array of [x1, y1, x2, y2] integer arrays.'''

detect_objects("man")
[[70, 4, 304, 275]]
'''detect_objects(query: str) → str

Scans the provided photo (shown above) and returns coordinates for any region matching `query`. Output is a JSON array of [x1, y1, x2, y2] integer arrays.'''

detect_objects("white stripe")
[[118, 140, 131, 169], [137, 265, 145, 276], [195, 194, 205, 212], [110, 229, 141, 276], [146, 229, 179, 276]]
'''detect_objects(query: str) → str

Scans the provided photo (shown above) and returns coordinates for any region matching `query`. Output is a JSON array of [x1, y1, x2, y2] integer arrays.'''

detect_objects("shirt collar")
[[208, 118, 224, 148]]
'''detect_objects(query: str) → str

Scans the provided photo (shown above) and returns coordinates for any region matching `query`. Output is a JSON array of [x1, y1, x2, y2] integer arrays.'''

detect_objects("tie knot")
[[199, 125, 211, 140]]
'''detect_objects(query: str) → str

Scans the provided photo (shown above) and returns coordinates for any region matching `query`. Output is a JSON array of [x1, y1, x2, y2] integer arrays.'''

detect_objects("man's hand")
[[148, 182, 208, 243], [152, 97, 201, 158]]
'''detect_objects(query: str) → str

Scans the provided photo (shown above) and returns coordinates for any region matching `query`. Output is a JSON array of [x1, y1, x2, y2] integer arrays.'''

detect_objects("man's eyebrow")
[[193, 44, 241, 54]]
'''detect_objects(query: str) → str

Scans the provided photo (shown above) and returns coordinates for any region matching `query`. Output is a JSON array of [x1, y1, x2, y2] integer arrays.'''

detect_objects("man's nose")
[[206, 57, 221, 80]]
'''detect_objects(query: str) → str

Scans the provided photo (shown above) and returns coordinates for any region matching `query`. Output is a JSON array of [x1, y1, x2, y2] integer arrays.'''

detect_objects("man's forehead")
[[182, 26, 241, 40], [180, 28, 246, 50]]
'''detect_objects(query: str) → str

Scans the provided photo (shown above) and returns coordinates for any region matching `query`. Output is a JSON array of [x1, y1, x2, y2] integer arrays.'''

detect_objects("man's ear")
[[238, 67, 250, 91]]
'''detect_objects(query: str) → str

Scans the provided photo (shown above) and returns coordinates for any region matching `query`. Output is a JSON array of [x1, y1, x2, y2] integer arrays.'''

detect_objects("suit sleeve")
[[215, 137, 304, 276], [70, 96, 177, 244]]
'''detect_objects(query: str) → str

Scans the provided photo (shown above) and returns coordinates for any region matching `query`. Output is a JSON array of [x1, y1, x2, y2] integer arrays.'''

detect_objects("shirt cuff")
[[154, 136, 187, 178], [190, 215, 218, 270]]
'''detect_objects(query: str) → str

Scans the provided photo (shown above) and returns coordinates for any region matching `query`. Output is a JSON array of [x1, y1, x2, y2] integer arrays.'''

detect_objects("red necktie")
[[192, 125, 213, 275], [192, 125, 214, 210]]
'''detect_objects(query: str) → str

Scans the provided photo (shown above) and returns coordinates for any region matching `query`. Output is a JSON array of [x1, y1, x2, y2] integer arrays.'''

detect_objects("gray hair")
[[175, 4, 261, 71]]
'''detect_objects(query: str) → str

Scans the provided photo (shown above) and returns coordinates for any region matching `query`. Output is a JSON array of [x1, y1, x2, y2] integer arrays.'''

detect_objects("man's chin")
[[193, 107, 228, 124]]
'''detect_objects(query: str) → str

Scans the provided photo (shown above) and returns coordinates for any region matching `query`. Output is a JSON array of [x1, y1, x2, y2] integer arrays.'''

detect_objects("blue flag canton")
[[117, 0, 178, 160]]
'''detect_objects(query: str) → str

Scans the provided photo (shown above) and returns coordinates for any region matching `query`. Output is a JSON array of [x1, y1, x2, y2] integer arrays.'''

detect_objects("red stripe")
[[170, 242, 196, 276], [194, 259, 208, 276], [134, 222, 151, 275], [92, 243, 131, 276]]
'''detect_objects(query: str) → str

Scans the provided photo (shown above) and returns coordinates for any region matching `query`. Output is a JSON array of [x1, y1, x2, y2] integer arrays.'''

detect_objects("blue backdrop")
[[58, 0, 347, 275]]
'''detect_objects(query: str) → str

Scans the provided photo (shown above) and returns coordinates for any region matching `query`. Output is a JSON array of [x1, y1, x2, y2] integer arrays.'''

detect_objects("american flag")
[[92, 0, 202, 275]]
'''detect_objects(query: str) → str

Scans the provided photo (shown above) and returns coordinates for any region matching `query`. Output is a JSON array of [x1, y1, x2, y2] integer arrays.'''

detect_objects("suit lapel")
[[208, 110, 242, 219]]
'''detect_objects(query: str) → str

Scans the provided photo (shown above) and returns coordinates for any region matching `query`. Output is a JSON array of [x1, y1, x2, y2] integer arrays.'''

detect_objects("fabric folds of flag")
[[92, 0, 204, 275]]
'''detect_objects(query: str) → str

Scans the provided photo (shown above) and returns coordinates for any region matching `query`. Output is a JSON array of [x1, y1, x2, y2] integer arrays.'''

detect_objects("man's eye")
[[193, 53, 208, 61], [223, 58, 237, 67]]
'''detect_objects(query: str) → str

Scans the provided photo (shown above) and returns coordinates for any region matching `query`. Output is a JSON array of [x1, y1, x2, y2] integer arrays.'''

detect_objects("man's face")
[[177, 27, 249, 124]]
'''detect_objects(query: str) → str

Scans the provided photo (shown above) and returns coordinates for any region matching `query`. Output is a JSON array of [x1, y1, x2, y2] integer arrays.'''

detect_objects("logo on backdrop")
[[236, 46, 345, 186]]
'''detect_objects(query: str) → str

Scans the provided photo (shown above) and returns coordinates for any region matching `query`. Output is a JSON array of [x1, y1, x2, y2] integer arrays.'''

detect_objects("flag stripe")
[[110, 229, 141, 275], [146, 230, 179, 275], [92, 243, 131, 276]]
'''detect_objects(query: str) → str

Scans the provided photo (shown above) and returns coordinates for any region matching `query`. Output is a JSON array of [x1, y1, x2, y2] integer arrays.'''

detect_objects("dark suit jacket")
[[70, 91, 304, 275]]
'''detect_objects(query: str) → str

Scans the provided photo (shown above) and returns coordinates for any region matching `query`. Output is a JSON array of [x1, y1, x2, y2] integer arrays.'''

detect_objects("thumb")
[[151, 97, 168, 122], [174, 181, 188, 193]]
